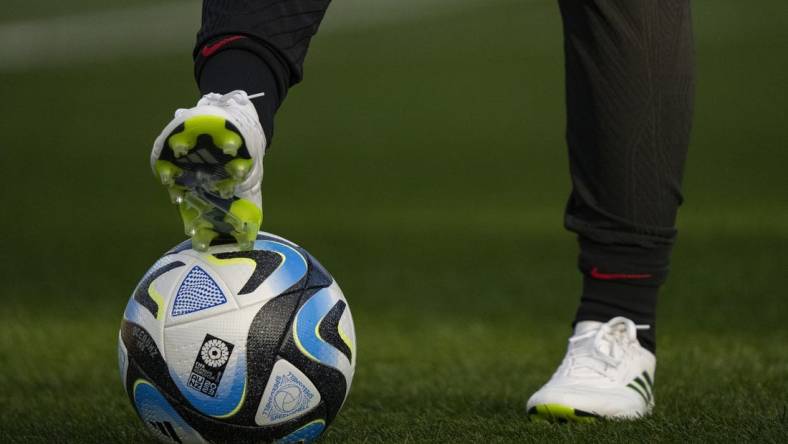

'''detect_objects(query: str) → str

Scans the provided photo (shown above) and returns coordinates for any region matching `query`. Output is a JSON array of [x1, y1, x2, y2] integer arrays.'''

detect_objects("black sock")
[[197, 49, 281, 143], [572, 240, 671, 354], [574, 277, 658, 353]]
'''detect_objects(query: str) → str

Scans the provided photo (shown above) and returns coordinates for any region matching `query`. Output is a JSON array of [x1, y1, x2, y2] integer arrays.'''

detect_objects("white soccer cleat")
[[527, 316, 656, 422], [151, 90, 266, 251]]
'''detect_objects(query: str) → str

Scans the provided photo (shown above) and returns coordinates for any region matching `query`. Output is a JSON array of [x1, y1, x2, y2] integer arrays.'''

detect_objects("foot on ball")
[[151, 90, 266, 251]]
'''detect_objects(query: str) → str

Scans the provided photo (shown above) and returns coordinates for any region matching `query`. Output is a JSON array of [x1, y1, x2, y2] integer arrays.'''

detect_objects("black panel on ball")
[[317, 300, 352, 362], [213, 250, 283, 295], [233, 290, 303, 424], [278, 334, 348, 426]]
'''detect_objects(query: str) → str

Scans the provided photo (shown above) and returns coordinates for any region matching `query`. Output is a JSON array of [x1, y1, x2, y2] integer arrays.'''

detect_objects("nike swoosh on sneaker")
[[590, 267, 652, 280], [201, 35, 247, 57]]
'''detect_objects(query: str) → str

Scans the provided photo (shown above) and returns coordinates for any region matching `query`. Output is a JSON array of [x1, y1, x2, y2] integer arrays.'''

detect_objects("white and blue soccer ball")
[[118, 232, 356, 443]]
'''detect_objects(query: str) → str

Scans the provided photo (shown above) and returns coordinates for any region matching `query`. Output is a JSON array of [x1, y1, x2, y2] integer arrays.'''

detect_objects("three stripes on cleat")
[[626, 370, 654, 405], [154, 115, 260, 251]]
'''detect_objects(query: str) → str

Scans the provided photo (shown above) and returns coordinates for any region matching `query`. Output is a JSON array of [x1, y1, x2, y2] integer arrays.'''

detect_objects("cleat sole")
[[156, 115, 259, 251], [527, 404, 599, 424]]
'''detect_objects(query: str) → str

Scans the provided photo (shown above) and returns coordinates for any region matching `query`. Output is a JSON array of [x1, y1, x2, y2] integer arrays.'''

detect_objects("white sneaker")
[[151, 90, 266, 251], [526, 317, 656, 422]]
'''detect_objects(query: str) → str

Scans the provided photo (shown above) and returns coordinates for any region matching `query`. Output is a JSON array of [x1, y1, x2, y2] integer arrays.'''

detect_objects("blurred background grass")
[[0, 0, 786, 442]]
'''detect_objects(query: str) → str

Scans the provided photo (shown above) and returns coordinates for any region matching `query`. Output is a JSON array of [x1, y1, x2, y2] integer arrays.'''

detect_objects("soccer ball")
[[118, 232, 356, 443]]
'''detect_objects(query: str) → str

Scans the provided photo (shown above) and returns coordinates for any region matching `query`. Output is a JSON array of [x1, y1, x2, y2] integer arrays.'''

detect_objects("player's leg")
[[150, 1, 332, 250], [528, 0, 694, 421]]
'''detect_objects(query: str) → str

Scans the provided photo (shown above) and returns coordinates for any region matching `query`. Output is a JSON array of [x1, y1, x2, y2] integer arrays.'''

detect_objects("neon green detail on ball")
[[147, 283, 165, 320], [292, 314, 320, 364], [132, 379, 150, 396], [338, 324, 354, 356], [205, 254, 256, 269], [214, 380, 247, 419]]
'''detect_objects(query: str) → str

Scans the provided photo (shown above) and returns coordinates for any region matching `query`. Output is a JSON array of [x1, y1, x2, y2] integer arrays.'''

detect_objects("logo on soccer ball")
[[200, 339, 230, 368], [188, 334, 234, 397], [261, 371, 315, 422], [274, 384, 303, 413]]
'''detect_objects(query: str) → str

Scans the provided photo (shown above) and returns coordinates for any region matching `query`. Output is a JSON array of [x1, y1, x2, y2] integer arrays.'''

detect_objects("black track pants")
[[193, 0, 333, 141], [559, 0, 694, 349], [192, 1, 695, 350]]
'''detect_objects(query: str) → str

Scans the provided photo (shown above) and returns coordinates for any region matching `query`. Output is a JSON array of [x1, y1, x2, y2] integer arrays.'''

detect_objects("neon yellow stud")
[[226, 158, 253, 180], [232, 223, 257, 251], [169, 141, 191, 158], [214, 179, 237, 199], [178, 202, 201, 233], [219, 138, 241, 156], [226, 199, 262, 251], [155, 160, 182, 186], [166, 184, 187, 204], [192, 228, 219, 251]]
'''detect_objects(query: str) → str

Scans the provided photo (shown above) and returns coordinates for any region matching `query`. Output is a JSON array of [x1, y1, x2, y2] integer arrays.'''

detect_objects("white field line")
[[0, 0, 489, 71]]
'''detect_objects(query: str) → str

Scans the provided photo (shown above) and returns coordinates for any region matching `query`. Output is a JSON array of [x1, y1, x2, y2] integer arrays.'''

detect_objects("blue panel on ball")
[[171, 350, 248, 418], [133, 380, 205, 443], [172, 266, 227, 316], [252, 240, 307, 295], [275, 419, 326, 444], [293, 286, 347, 370]]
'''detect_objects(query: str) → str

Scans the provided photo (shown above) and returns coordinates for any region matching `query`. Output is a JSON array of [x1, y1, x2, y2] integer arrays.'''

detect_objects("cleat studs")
[[167, 186, 186, 204], [172, 145, 189, 158], [191, 228, 218, 251], [226, 159, 253, 180], [215, 179, 236, 199], [226, 199, 262, 251], [220, 139, 241, 156], [178, 202, 201, 235], [168, 132, 194, 158], [237, 238, 254, 251], [232, 223, 256, 251], [217, 131, 243, 156], [168, 139, 192, 158], [155, 160, 181, 186]]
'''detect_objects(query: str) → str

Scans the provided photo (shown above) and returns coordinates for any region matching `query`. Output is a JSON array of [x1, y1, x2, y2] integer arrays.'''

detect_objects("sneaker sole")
[[154, 115, 261, 251], [527, 404, 599, 424]]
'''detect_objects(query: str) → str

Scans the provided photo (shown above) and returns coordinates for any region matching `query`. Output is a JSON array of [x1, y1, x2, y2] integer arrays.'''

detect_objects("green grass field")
[[1, 0, 787, 442]]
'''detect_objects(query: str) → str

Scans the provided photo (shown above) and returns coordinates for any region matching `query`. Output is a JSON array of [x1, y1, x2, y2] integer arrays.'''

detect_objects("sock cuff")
[[193, 34, 291, 103], [574, 277, 659, 353], [578, 238, 673, 286]]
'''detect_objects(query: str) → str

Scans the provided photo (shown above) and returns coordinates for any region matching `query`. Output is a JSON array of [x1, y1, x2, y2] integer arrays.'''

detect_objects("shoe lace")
[[201, 90, 263, 106], [565, 317, 649, 379], [202, 90, 265, 136], [175, 90, 267, 118]]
